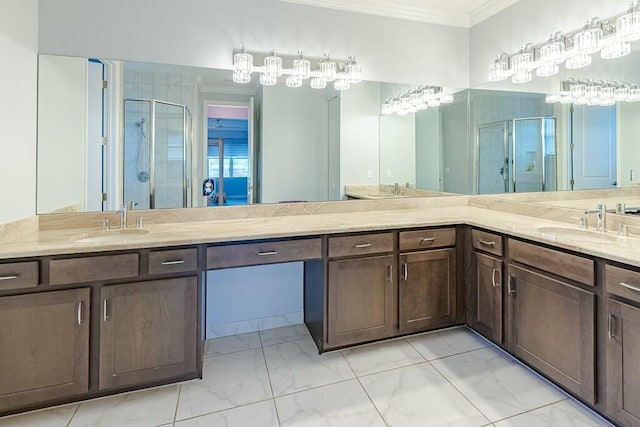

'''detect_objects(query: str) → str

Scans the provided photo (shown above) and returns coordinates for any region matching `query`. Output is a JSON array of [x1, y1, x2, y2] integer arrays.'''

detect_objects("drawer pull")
[[420, 237, 437, 243], [0, 275, 19, 281], [478, 239, 496, 247], [103, 299, 109, 322], [491, 268, 498, 288], [507, 275, 516, 295], [608, 314, 616, 340], [619, 282, 640, 293], [161, 260, 185, 265], [354, 243, 372, 249], [387, 264, 393, 281], [258, 251, 278, 256], [77, 301, 84, 325], [402, 262, 408, 280]]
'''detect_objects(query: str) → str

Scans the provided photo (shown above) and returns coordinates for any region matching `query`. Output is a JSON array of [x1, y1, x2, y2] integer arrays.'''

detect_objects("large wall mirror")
[[36, 49, 640, 214], [36, 54, 465, 214]]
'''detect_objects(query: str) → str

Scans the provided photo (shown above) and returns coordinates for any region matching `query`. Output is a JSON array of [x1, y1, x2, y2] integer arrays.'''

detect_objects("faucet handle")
[[619, 223, 629, 236], [136, 217, 144, 229], [571, 216, 588, 229], [98, 218, 111, 230]]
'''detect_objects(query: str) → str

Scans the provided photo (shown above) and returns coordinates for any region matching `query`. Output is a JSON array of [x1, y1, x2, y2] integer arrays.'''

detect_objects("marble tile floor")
[[0, 325, 614, 427]]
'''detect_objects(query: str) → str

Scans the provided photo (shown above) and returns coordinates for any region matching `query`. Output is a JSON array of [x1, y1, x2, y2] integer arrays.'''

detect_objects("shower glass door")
[[123, 99, 191, 209], [512, 118, 556, 193]]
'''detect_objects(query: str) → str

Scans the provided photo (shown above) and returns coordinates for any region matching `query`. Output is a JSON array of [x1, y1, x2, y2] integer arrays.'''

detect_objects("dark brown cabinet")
[[0, 288, 90, 412], [99, 277, 198, 390], [507, 264, 596, 404], [606, 298, 640, 426], [399, 248, 456, 333], [327, 255, 395, 348], [468, 251, 503, 344]]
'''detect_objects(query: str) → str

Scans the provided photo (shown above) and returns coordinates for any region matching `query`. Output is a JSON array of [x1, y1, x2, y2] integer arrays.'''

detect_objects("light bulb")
[[286, 75, 302, 88], [615, 86, 630, 101], [233, 48, 253, 74], [259, 72, 277, 86], [264, 52, 282, 77], [310, 77, 327, 89], [565, 54, 592, 69], [575, 24, 602, 54], [539, 39, 565, 64], [616, 8, 640, 42], [345, 57, 363, 83], [427, 98, 441, 107], [391, 99, 402, 112], [334, 78, 350, 91], [439, 94, 454, 104], [512, 69, 532, 84], [601, 41, 631, 59], [536, 63, 559, 77], [319, 57, 337, 82], [545, 94, 562, 103], [570, 83, 586, 98], [233, 70, 251, 84], [511, 50, 534, 71], [488, 58, 509, 82], [292, 53, 311, 79]]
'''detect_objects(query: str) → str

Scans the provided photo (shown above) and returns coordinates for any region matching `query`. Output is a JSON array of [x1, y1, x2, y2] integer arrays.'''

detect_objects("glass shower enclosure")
[[477, 117, 556, 194], [123, 99, 192, 209]]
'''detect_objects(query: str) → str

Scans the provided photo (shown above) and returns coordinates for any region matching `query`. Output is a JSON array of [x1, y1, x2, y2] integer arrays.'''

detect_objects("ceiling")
[[280, 0, 521, 28]]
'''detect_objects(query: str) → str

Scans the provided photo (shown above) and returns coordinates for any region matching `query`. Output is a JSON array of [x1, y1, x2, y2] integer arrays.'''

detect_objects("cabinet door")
[[399, 249, 456, 333], [327, 255, 395, 347], [507, 265, 595, 403], [99, 277, 198, 390], [607, 299, 640, 426], [0, 288, 90, 412], [468, 252, 502, 344]]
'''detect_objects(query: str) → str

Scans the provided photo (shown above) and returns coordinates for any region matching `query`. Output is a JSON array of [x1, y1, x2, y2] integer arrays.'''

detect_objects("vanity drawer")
[[605, 264, 640, 304], [472, 229, 503, 256], [399, 228, 456, 251], [207, 238, 322, 269], [328, 233, 393, 258], [0, 261, 39, 291], [148, 248, 198, 275], [49, 253, 139, 285], [508, 239, 594, 286]]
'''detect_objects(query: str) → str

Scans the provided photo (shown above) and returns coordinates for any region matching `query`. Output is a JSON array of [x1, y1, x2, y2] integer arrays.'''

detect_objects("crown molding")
[[280, 0, 471, 28], [469, 0, 520, 26]]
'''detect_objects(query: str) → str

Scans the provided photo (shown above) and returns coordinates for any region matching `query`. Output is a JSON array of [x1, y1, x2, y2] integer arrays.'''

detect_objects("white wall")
[[0, 0, 38, 223], [37, 0, 469, 88], [261, 84, 329, 203], [469, 0, 623, 86], [37, 55, 87, 213], [415, 108, 441, 191], [618, 103, 640, 188], [379, 114, 416, 186], [339, 81, 381, 196]]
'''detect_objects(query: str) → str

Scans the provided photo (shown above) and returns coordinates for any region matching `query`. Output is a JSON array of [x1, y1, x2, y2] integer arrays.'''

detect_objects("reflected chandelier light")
[[233, 46, 363, 91], [544, 79, 640, 106], [380, 86, 454, 116], [488, 1, 640, 84]]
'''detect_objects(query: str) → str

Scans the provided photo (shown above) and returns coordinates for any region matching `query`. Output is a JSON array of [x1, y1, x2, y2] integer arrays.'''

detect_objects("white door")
[[572, 105, 617, 190]]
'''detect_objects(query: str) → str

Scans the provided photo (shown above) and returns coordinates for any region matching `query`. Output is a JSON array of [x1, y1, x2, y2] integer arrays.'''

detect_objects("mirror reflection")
[[36, 50, 640, 214]]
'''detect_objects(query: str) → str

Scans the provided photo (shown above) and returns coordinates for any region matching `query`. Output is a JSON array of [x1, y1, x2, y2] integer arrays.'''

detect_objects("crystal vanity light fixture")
[[231, 47, 363, 91], [380, 86, 455, 116], [545, 79, 640, 106], [488, 2, 639, 84]]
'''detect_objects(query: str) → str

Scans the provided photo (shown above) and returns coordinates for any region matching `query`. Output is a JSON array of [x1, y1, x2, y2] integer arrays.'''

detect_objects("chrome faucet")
[[393, 182, 400, 195], [585, 204, 606, 232], [119, 203, 128, 229]]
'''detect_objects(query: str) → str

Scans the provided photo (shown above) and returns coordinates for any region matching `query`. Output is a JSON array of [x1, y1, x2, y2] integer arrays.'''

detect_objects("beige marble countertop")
[[344, 185, 455, 199], [3, 194, 640, 267]]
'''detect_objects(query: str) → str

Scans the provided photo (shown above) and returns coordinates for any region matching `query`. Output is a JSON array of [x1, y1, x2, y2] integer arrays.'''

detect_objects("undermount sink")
[[70, 228, 149, 243], [537, 226, 618, 244]]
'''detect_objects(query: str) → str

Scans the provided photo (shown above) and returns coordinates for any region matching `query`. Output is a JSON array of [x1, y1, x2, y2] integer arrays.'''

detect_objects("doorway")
[[205, 104, 252, 206]]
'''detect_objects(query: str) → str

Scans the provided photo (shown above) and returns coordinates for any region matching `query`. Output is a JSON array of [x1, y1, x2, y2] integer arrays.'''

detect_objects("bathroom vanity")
[[1, 194, 640, 426]]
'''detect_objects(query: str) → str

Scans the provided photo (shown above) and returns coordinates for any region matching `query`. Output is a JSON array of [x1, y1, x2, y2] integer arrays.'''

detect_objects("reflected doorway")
[[206, 104, 252, 206]]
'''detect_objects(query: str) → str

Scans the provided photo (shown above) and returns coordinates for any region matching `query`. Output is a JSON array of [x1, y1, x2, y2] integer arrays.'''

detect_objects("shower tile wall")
[[123, 69, 197, 208], [471, 90, 553, 194]]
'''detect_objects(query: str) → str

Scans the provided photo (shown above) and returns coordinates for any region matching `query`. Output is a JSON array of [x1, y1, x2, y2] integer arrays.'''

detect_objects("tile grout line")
[[339, 347, 390, 427], [425, 357, 494, 425], [172, 384, 182, 425], [259, 339, 282, 426], [65, 403, 81, 427], [489, 397, 572, 425]]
